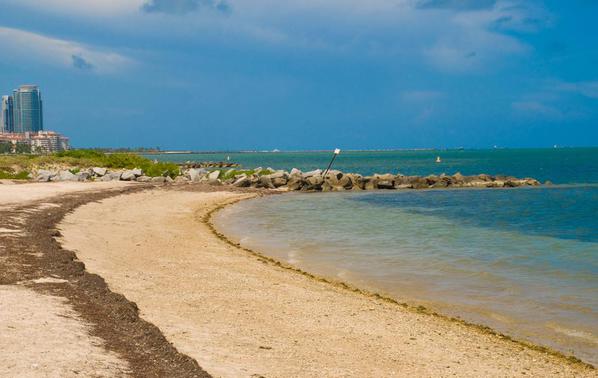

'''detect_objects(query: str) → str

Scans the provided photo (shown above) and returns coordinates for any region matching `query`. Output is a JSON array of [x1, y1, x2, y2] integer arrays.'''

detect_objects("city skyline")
[[0, 1, 597, 150], [1, 84, 43, 133]]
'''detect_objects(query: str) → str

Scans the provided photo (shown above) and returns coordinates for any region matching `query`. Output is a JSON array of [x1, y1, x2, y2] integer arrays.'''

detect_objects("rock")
[[302, 174, 323, 191], [208, 178, 222, 186], [303, 169, 322, 178], [409, 176, 429, 189], [131, 168, 143, 177], [92, 167, 107, 176], [76, 172, 91, 181], [256, 176, 275, 189], [323, 170, 352, 190], [290, 168, 302, 175], [56, 170, 77, 182], [452, 172, 465, 185], [363, 177, 377, 190], [165, 176, 174, 183], [286, 175, 304, 191], [477, 174, 493, 182], [208, 170, 220, 181], [151, 176, 166, 183], [108, 171, 123, 181], [346, 173, 364, 190], [174, 176, 189, 184], [432, 175, 451, 188], [120, 170, 137, 181], [233, 175, 251, 187], [374, 174, 395, 189], [544, 180, 553, 186], [136, 176, 152, 182], [188, 168, 207, 182], [36, 169, 53, 182], [394, 175, 412, 189]]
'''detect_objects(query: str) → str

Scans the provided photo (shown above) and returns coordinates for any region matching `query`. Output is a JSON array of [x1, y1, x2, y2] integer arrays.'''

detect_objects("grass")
[[0, 150, 180, 178], [0, 168, 30, 180]]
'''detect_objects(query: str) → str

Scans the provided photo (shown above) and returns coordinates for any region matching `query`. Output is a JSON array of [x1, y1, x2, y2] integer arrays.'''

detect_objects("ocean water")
[[146, 147, 598, 184], [207, 148, 598, 364]]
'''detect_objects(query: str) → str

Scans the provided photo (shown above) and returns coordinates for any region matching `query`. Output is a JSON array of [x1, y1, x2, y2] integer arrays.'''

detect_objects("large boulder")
[[266, 171, 289, 187], [36, 169, 54, 182], [151, 176, 166, 183], [92, 167, 107, 177], [256, 175, 275, 189], [120, 170, 137, 181], [324, 170, 352, 190], [452, 172, 465, 185], [409, 176, 429, 189], [233, 175, 251, 187], [286, 175, 304, 191], [55, 170, 77, 182], [76, 171, 91, 181], [394, 175, 412, 189], [363, 176, 377, 190], [374, 174, 395, 189], [302, 174, 323, 191], [432, 175, 451, 188], [131, 168, 143, 177], [303, 169, 322, 178], [346, 173, 365, 190], [207, 170, 220, 181], [137, 176, 152, 182], [290, 168, 302, 175], [188, 168, 207, 182]]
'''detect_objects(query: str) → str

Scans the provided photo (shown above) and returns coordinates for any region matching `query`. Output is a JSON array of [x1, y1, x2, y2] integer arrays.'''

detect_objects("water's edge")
[[205, 192, 594, 369]]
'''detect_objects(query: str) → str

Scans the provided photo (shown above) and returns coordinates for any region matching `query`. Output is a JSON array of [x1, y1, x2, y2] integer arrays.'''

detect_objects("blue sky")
[[0, 0, 596, 150]]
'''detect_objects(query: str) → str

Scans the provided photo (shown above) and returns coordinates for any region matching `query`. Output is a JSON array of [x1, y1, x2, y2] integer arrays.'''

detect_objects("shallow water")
[[214, 186, 598, 364]]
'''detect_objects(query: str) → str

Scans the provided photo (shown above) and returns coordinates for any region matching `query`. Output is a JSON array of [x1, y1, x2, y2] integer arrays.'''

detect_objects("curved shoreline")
[[57, 185, 596, 376], [207, 193, 595, 370]]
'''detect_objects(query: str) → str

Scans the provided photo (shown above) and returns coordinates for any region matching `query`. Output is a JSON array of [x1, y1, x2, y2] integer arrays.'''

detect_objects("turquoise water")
[[208, 148, 598, 364], [215, 188, 598, 364], [146, 147, 598, 184]]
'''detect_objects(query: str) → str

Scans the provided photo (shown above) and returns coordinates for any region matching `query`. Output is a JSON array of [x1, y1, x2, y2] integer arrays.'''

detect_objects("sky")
[[0, 0, 596, 150]]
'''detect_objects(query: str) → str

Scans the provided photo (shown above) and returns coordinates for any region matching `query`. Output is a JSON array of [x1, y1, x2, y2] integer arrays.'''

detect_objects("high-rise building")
[[12, 85, 43, 133], [1, 95, 14, 133]]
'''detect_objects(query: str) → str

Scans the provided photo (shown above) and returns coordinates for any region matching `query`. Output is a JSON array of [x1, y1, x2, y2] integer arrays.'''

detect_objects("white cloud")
[[0, 27, 132, 74], [511, 101, 563, 120], [555, 81, 598, 99]]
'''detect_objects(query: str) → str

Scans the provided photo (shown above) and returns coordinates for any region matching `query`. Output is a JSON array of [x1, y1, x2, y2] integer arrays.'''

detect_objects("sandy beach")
[[57, 186, 594, 377], [0, 182, 208, 377]]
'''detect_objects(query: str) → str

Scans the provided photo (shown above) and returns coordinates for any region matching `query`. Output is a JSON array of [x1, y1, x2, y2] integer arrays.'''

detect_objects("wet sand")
[[59, 188, 595, 377]]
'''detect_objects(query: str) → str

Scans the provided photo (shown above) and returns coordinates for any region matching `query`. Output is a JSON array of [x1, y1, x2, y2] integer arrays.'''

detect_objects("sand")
[[0, 285, 129, 377], [0, 182, 135, 378], [0, 180, 131, 207], [59, 188, 595, 377]]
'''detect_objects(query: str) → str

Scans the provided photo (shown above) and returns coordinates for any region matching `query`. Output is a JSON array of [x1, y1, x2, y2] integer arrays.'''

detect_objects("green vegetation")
[[0, 149, 180, 178], [218, 169, 256, 180], [0, 167, 30, 180]]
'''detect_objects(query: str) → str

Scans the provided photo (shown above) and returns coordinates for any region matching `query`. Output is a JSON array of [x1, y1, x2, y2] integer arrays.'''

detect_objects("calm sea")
[[158, 148, 598, 364]]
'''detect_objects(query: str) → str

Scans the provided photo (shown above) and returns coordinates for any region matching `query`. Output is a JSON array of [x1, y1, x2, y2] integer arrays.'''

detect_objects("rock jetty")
[[32, 166, 541, 190]]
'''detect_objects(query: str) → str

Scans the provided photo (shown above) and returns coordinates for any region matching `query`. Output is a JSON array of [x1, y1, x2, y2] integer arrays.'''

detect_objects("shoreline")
[[57, 185, 594, 376], [207, 193, 594, 370]]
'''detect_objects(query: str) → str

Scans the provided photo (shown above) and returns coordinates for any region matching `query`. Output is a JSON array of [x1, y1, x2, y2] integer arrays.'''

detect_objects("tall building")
[[12, 85, 43, 133], [1, 95, 13, 133]]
